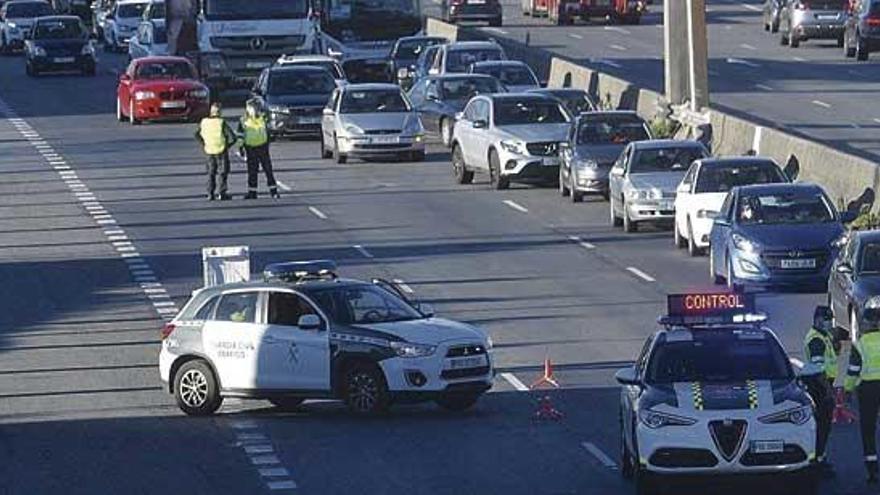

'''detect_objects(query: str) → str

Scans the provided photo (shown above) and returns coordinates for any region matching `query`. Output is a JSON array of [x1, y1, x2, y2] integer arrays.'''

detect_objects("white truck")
[[166, 0, 320, 93]]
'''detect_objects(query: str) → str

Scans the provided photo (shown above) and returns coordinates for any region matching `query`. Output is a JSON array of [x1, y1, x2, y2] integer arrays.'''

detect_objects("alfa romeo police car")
[[616, 293, 817, 495], [159, 261, 494, 416]]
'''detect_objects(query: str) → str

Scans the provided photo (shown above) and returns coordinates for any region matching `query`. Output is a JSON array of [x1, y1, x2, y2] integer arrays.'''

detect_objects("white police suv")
[[616, 293, 817, 495], [159, 261, 494, 416]]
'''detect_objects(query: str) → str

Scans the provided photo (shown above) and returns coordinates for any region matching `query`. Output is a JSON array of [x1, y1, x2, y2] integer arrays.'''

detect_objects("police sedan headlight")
[[134, 91, 156, 100], [390, 341, 437, 358], [638, 409, 697, 429], [758, 405, 812, 425], [732, 233, 760, 253], [499, 140, 526, 155]]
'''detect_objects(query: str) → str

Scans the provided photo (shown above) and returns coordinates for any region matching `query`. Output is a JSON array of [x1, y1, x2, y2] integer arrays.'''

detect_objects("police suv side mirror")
[[418, 303, 435, 318], [297, 314, 322, 331], [614, 367, 640, 386]]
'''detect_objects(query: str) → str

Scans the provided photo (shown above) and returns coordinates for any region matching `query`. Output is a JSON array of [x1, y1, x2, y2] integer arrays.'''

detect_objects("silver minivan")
[[779, 0, 847, 47]]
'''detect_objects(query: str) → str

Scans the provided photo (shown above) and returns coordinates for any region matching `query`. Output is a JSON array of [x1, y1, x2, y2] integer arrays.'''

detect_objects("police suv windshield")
[[646, 330, 793, 384], [307, 284, 423, 325]]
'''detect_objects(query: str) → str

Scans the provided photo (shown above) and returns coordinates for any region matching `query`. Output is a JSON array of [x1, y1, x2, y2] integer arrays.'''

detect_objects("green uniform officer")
[[802, 305, 838, 476], [845, 310, 880, 484]]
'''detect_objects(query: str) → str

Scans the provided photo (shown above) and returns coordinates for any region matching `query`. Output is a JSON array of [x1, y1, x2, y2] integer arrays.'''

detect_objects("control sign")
[[665, 292, 756, 325]]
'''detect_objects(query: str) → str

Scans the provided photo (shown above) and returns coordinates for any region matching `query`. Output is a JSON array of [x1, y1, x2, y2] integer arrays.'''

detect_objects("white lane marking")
[[500, 372, 529, 392], [852, 123, 861, 129], [267, 480, 298, 490], [792, 56, 807, 62], [790, 358, 804, 368], [812, 100, 832, 109], [353, 244, 374, 258], [626, 267, 656, 282], [131, 270, 154, 277], [277, 180, 292, 192], [739, 43, 757, 50], [259, 467, 290, 477], [104, 229, 125, 235], [755, 83, 774, 91], [308, 206, 328, 219], [581, 442, 618, 469], [244, 445, 275, 455], [503, 200, 529, 213], [392, 279, 415, 294], [610, 44, 627, 51], [742, 2, 762, 11], [568, 235, 596, 250], [708, 69, 720, 76], [568, 33, 583, 40], [604, 26, 631, 34], [97, 219, 117, 225], [592, 58, 623, 68], [485, 27, 508, 34], [108, 235, 128, 241], [848, 69, 864, 77], [250, 455, 281, 465], [726, 57, 761, 68]]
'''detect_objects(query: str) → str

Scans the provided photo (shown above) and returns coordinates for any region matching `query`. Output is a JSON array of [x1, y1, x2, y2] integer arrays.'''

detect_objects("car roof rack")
[[263, 260, 338, 283]]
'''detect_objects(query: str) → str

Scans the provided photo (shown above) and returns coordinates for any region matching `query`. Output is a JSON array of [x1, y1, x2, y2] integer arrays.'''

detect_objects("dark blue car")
[[709, 183, 854, 291], [25, 15, 96, 77], [829, 230, 880, 341]]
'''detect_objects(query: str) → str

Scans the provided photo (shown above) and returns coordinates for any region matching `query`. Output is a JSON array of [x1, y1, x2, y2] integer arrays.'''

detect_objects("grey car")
[[428, 41, 506, 77], [829, 230, 880, 341], [467, 60, 539, 92], [608, 140, 709, 233], [321, 83, 425, 164], [559, 111, 651, 202], [779, 0, 847, 48], [844, 0, 880, 60]]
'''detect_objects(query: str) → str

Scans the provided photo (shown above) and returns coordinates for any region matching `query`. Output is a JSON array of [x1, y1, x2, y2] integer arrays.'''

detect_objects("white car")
[[0, 0, 53, 53], [103, 0, 149, 52], [616, 292, 817, 495], [158, 261, 494, 416], [275, 54, 347, 87], [450, 93, 571, 189], [673, 157, 789, 256], [127, 19, 166, 60]]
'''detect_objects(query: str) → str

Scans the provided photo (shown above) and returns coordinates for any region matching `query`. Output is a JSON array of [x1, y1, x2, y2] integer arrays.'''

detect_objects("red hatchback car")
[[116, 56, 210, 124]]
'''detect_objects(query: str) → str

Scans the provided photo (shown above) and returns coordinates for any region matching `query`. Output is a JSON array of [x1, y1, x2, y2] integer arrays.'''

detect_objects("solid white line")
[[582, 442, 618, 469], [792, 56, 807, 62], [503, 200, 528, 213], [812, 100, 832, 109], [266, 480, 297, 490], [500, 372, 529, 392], [392, 279, 415, 294], [259, 467, 290, 478], [626, 267, 656, 282], [755, 83, 773, 91], [739, 43, 756, 50], [604, 26, 631, 34], [250, 455, 281, 465], [353, 244, 373, 258], [726, 57, 761, 68], [308, 206, 328, 219], [610, 44, 627, 51], [244, 445, 275, 455], [742, 3, 762, 11], [568, 33, 583, 40], [277, 180, 292, 192]]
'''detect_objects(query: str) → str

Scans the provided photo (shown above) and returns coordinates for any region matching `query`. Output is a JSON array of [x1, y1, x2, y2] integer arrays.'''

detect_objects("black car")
[[829, 230, 880, 341], [442, 0, 502, 26], [389, 35, 447, 90], [408, 73, 505, 147], [252, 65, 337, 138], [25, 15, 95, 76], [527, 88, 595, 117], [844, 0, 880, 61]]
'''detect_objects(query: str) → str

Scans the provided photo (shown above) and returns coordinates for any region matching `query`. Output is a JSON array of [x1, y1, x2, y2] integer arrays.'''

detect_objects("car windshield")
[[738, 191, 835, 225], [694, 162, 787, 194], [269, 71, 336, 95], [117, 3, 148, 17], [860, 243, 880, 274], [308, 285, 423, 325], [801, 0, 846, 9], [286, 61, 344, 80], [395, 38, 443, 60], [340, 89, 409, 113], [630, 146, 705, 174], [474, 65, 537, 86], [550, 91, 594, 115], [646, 331, 792, 384], [493, 99, 567, 126], [6, 2, 52, 17], [446, 48, 504, 73], [204, 0, 309, 20], [439, 77, 502, 101], [135, 61, 194, 79], [33, 19, 84, 39], [577, 116, 649, 145]]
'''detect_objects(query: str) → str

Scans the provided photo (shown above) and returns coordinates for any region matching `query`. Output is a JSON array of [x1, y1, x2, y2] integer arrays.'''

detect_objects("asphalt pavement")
[[0, 44, 873, 494]]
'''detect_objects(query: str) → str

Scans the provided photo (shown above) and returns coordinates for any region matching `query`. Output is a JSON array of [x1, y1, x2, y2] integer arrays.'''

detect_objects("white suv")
[[0, 0, 53, 53], [103, 0, 149, 52]]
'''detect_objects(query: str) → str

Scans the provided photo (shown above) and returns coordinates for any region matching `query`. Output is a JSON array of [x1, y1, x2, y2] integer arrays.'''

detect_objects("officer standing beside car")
[[802, 305, 839, 477], [237, 98, 280, 199], [845, 310, 880, 485], [195, 102, 236, 201]]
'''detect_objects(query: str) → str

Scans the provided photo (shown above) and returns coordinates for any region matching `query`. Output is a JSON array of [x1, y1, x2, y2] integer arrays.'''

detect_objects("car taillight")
[[868, 15, 880, 26], [160, 323, 176, 340]]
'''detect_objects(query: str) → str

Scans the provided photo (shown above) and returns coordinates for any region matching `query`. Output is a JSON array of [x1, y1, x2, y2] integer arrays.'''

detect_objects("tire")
[[634, 467, 660, 495], [410, 150, 426, 162], [857, 34, 869, 61], [780, 31, 789, 46], [686, 219, 701, 256], [622, 201, 637, 233], [320, 133, 332, 158], [789, 30, 800, 48], [344, 363, 389, 416], [673, 220, 686, 248], [488, 150, 508, 190], [570, 175, 583, 202], [610, 196, 622, 227], [726, 254, 739, 291], [333, 136, 347, 164], [129, 101, 141, 125], [440, 117, 453, 147], [771, 20, 779, 33], [710, 249, 724, 285], [435, 392, 480, 411], [837, 35, 845, 48], [559, 168, 570, 197], [268, 397, 305, 411], [174, 360, 222, 416], [116, 98, 125, 122], [452, 144, 473, 184], [620, 415, 635, 480], [845, 33, 856, 58]]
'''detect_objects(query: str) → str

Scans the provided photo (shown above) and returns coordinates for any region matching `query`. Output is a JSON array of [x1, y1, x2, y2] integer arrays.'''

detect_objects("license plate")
[[751, 440, 784, 454], [161, 101, 186, 109], [53, 57, 74, 63], [469, 0, 487, 3], [542, 157, 560, 166], [246, 61, 271, 69], [447, 355, 487, 369], [816, 14, 837, 19], [780, 258, 816, 269], [298, 116, 321, 125], [371, 136, 399, 144]]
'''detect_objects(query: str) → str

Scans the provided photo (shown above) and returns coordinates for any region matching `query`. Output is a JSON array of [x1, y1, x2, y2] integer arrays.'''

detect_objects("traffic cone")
[[530, 356, 560, 390], [833, 387, 857, 424], [530, 356, 563, 420]]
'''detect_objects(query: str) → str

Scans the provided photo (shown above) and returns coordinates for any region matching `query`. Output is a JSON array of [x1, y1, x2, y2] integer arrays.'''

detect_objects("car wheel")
[[116, 98, 125, 122], [789, 29, 800, 48], [435, 392, 480, 411], [726, 253, 741, 291], [710, 248, 724, 284], [129, 101, 140, 125], [619, 415, 635, 480], [857, 34, 869, 61], [344, 363, 389, 416], [610, 196, 622, 227], [687, 219, 701, 256], [837, 34, 845, 48], [440, 117, 453, 147], [333, 136, 347, 164], [673, 220, 686, 248], [320, 133, 332, 158], [410, 150, 426, 162], [268, 397, 305, 411], [559, 167, 570, 197], [845, 33, 856, 57], [174, 360, 222, 416], [570, 175, 583, 202], [622, 201, 637, 233], [488, 149, 508, 190], [452, 144, 473, 184]]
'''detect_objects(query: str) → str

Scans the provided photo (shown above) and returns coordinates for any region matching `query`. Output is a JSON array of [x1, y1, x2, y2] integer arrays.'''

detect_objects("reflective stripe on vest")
[[200, 117, 226, 155], [242, 116, 268, 147], [857, 332, 880, 382], [803, 327, 838, 379]]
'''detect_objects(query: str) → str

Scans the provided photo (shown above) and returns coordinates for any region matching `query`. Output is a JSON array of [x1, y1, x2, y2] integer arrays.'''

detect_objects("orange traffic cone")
[[530, 357, 560, 390], [833, 387, 857, 424]]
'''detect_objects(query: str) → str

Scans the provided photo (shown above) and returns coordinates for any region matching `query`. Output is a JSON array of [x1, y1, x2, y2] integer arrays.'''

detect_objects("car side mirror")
[[418, 303, 435, 318], [323, 107, 334, 116], [610, 167, 623, 177], [472, 119, 487, 129], [297, 314, 322, 331], [614, 367, 640, 386], [713, 217, 730, 227], [836, 263, 853, 275], [454, 111, 463, 121], [676, 182, 690, 194]]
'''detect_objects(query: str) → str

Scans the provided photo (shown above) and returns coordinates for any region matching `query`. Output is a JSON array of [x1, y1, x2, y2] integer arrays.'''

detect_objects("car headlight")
[[134, 91, 156, 100], [390, 341, 437, 358], [7, 22, 17, 29], [189, 88, 209, 99], [81, 43, 95, 55], [574, 159, 598, 171], [32, 46, 47, 57], [696, 209, 717, 219], [638, 409, 697, 429], [866, 296, 880, 310], [758, 405, 812, 425], [344, 123, 365, 136], [732, 233, 760, 253], [404, 116, 423, 136], [268, 105, 289, 115], [499, 140, 526, 154]]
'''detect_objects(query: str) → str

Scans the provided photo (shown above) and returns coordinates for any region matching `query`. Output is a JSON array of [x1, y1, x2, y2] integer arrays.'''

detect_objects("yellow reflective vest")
[[803, 327, 838, 380], [199, 117, 227, 155], [241, 116, 268, 148], [845, 332, 880, 391]]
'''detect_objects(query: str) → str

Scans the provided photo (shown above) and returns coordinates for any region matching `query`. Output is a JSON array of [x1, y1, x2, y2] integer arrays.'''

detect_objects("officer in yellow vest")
[[845, 309, 880, 484], [802, 305, 838, 476], [238, 99, 279, 199], [195, 103, 237, 201]]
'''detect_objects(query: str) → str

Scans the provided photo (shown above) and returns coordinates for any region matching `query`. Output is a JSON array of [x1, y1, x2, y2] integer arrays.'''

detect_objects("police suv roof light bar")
[[659, 292, 767, 327], [263, 260, 338, 283]]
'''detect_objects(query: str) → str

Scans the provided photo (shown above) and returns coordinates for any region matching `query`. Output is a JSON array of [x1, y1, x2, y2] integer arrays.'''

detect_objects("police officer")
[[238, 99, 279, 200], [195, 102, 237, 201], [845, 310, 880, 484], [802, 305, 838, 476]]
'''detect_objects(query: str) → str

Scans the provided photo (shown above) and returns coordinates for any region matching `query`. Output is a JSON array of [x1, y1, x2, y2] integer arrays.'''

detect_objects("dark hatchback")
[[252, 65, 336, 138], [25, 15, 96, 76], [389, 35, 447, 90], [829, 230, 880, 341], [527, 88, 595, 117]]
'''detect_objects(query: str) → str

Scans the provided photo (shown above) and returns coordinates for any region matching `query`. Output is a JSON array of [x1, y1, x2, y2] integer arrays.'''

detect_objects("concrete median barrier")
[[425, 18, 459, 42]]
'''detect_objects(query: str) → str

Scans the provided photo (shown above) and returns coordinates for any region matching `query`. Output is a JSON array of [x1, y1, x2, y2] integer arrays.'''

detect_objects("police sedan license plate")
[[297, 116, 321, 125], [161, 101, 186, 109], [780, 258, 816, 269], [542, 157, 560, 166], [53, 57, 75, 63], [447, 355, 487, 369], [370, 136, 399, 144], [751, 440, 784, 454]]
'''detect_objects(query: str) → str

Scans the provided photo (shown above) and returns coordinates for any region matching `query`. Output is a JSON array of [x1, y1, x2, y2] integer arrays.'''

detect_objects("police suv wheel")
[[269, 397, 305, 411], [435, 392, 480, 412], [344, 364, 389, 416], [634, 467, 659, 495], [174, 360, 222, 416]]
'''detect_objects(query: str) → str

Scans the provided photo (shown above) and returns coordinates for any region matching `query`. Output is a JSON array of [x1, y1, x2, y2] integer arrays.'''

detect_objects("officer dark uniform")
[[845, 311, 880, 484], [802, 305, 838, 475], [195, 103, 237, 201], [238, 100, 279, 199]]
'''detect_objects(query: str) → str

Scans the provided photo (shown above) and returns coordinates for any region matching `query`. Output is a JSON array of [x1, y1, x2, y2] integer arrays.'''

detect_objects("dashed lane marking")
[[812, 100, 832, 109], [726, 57, 761, 68], [250, 455, 281, 465], [267, 480, 298, 490], [739, 43, 757, 50], [567, 235, 596, 250], [604, 26, 630, 34], [610, 44, 627, 51], [582, 442, 618, 469], [260, 467, 291, 478], [308, 206, 328, 219], [353, 244, 374, 258], [277, 180, 292, 192], [503, 200, 529, 213], [244, 445, 275, 455], [500, 372, 529, 392], [741, 3, 762, 11], [626, 267, 656, 283], [568, 33, 583, 40]]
